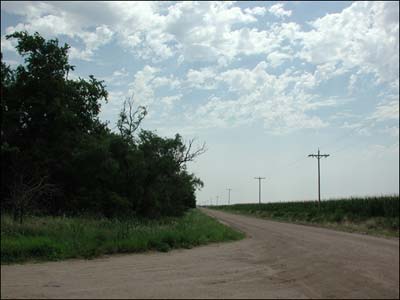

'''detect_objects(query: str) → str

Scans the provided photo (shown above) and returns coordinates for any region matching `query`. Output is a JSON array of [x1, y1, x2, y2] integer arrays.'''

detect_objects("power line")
[[203, 118, 394, 206], [283, 156, 309, 170], [319, 117, 383, 151], [265, 122, 375, 182], [308, 148, 330, 206], [329, 141, 356, 156], [254, 177, 266, 204]]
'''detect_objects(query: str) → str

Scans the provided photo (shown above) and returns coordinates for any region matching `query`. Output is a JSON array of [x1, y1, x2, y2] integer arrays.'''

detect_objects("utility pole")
[[308, 148, 330, 207], [227, 188, 232, 205], [216, 195, 219, 206], [254, 177, 266, 204]]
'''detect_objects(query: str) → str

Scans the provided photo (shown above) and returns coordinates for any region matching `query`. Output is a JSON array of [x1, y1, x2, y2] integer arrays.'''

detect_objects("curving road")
[[1, 208, 399, 299]]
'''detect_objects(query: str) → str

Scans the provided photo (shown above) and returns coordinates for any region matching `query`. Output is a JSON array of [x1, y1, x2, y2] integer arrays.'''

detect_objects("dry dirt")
[[1, 208, 399, 299]]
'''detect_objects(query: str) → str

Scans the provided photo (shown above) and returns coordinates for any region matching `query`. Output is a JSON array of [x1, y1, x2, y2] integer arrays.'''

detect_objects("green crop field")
[[211, 195, 399, 237], [1, 209, 244, 264]]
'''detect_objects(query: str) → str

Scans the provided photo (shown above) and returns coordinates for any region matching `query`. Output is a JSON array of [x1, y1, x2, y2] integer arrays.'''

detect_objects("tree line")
[[1, 31, 205, 222]]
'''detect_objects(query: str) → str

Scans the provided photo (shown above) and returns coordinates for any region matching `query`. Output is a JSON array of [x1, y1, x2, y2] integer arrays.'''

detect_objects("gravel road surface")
[[1, 208, 399, 299]]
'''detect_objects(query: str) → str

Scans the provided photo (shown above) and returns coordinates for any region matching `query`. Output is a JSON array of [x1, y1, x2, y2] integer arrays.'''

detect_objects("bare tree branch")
[[9, 165, 59, 223], [177, 138, 207, 166], [117, 95, 147, 141]]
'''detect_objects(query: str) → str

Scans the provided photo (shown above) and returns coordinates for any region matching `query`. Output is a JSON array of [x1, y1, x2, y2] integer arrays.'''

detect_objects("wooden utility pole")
[[254, 177, 266, 204], [227, 188, 232, 205], [308, 148, 330, 206]]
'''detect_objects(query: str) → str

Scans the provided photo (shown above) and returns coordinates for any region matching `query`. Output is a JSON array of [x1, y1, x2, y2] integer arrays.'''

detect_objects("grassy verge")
[[211, 196, 399, 238], [1, 209, 244, 264]]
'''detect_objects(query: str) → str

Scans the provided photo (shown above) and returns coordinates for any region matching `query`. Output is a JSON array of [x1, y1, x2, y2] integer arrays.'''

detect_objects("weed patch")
[[1, 209, 244, 264]]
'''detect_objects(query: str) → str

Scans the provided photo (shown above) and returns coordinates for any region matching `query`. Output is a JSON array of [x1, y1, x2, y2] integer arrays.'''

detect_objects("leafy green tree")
[[136, 131, 204, 217], [1, 31, 108, 216], [1, 31, 205, 220]]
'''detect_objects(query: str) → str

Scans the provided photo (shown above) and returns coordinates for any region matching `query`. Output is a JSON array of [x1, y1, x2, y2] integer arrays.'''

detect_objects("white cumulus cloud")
[[268, 3, 292, 19]]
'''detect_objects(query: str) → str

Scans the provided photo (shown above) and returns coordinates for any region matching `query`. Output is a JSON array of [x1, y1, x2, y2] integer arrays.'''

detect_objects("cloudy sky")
[[1, 1, 399, 205]]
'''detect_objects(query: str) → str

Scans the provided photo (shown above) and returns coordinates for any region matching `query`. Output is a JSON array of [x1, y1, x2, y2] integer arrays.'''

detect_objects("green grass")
[[1, 209, 244, 264], [211, 195, 399, 238]]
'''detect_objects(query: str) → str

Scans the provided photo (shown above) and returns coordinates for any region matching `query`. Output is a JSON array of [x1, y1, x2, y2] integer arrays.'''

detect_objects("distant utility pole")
[[227, 188, 232, 205], [308, 148, 330, 206], [254, 177, 266, 204], [216, 195, 219, 206]]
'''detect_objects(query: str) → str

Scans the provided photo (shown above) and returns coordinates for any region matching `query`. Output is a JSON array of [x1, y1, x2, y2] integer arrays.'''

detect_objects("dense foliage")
[[1, 31, 203, 220]]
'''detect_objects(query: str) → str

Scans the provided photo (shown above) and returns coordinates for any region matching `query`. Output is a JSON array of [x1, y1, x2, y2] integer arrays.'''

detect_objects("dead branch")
[[9, 166, 59, 223], [117, 95, 147, 140], [177, 138, 207, 166]]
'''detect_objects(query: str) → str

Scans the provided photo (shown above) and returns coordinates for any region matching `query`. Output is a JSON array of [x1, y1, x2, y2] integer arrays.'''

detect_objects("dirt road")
[[1, 208, 399, 299]]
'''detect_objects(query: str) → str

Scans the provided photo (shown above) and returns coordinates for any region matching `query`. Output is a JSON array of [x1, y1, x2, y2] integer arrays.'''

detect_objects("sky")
[[1, 1, 399, 205]]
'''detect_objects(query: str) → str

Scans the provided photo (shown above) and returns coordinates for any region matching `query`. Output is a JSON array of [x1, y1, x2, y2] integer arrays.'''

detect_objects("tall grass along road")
[[2, 208, 399, 299], [1, 209, 243, 264]]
